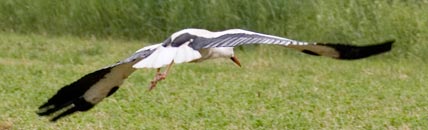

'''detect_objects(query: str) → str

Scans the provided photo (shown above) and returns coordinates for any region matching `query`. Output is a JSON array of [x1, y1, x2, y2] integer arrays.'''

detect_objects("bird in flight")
[[37, 28, 394, 122]]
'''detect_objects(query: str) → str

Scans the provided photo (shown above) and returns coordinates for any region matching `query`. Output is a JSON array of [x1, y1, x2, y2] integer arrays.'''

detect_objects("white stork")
[[37, 28, 394, 121]]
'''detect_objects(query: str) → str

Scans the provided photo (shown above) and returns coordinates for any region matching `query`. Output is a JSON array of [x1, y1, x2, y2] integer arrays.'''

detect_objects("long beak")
[[230, 56, 241, 67]]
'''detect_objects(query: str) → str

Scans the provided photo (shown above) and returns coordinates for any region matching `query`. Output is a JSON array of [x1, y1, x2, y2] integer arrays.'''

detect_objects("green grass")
[[0, 32, 427, 129], [0, 0, 427, 129]]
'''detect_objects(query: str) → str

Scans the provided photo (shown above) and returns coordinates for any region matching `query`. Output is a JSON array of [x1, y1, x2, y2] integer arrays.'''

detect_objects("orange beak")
[[230, 56, 241, 67]]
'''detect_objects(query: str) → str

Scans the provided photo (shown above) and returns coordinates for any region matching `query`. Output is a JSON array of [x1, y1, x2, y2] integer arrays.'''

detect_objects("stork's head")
[[209, 47, 241, 67]]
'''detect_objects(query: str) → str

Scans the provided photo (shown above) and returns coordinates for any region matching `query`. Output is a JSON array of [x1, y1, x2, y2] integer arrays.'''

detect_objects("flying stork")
[[37, 28, 394, 121]]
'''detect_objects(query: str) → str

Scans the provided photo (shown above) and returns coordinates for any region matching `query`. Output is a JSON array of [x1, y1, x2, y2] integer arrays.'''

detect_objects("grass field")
[[0, 32, 427, 129], [1, 0, 428, 129]]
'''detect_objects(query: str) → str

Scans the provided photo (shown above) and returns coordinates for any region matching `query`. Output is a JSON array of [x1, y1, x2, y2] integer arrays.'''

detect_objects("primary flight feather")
[[37, 28, 394, 121]]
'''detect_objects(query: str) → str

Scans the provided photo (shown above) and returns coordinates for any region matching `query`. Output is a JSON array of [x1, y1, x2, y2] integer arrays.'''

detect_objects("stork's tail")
[[292, 40, 394, 59]]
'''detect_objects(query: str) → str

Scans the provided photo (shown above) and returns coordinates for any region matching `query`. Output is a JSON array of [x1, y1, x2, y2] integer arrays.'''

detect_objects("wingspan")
[[37, 45, 156, 122]]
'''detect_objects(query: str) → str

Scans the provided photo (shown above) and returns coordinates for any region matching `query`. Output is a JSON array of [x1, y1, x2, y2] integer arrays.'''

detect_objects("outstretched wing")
[[37, 44, 157, 122], [188, 29, 393, 59]]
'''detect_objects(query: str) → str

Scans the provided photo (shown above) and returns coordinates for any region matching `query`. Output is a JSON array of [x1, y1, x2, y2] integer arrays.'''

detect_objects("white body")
[[132, 28, 308, 69]]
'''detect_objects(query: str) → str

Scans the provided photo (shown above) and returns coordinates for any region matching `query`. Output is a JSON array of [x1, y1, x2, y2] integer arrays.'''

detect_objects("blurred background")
[[0, 0, 427, 46]]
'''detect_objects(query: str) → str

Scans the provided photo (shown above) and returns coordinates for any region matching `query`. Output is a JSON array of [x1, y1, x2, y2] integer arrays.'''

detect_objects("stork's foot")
[[148, 81, 157, 91], [148, 62, 174, 91], [148, 72, 167, 91]]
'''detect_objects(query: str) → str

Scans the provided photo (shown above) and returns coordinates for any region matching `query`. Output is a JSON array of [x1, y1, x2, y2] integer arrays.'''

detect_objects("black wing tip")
[[386, 39, 395, 47], [37, 98, 95, 122], [37, 101, 73, 117], [377, 39, 395, 51], [36, 86, 75, 118], [321, 40, 395, 60], [36, 67, 112, 121], [301, 50, 321, 56], [49, 107, 79, 122]]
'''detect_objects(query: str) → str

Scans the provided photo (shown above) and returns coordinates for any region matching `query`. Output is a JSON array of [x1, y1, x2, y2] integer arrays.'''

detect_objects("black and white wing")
[[188, 29, 310, 49], [188, 29, 393, 59], [37, 44, 159, 122], [133, 28, 393, 69]]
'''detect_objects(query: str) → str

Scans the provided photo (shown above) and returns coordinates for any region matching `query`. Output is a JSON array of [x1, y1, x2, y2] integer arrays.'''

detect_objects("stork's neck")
[[192, 47, 234, 62]]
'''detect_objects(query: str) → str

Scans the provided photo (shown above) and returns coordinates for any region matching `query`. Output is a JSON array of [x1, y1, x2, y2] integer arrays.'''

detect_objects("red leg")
[[161, 61, 174, 78], [148, 61, 174, 91], [149, 68, 161, 91]]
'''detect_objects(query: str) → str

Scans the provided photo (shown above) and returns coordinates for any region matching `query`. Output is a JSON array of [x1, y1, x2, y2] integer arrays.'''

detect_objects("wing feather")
[[189, 29, 308, 50], [37, 46, 157, 121], [186, 29, 393, 60]]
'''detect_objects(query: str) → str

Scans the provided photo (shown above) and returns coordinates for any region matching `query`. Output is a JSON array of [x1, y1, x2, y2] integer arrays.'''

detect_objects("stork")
[[37, 28, 394, 121]]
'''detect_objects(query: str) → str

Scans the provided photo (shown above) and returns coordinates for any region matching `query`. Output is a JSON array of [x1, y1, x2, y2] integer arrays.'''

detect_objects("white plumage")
[[133, 28, 309, 69], [133, 45, 177, 68]]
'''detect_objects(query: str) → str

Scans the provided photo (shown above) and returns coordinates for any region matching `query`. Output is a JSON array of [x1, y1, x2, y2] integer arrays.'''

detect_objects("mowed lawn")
[[0, 33, 427, 129]]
